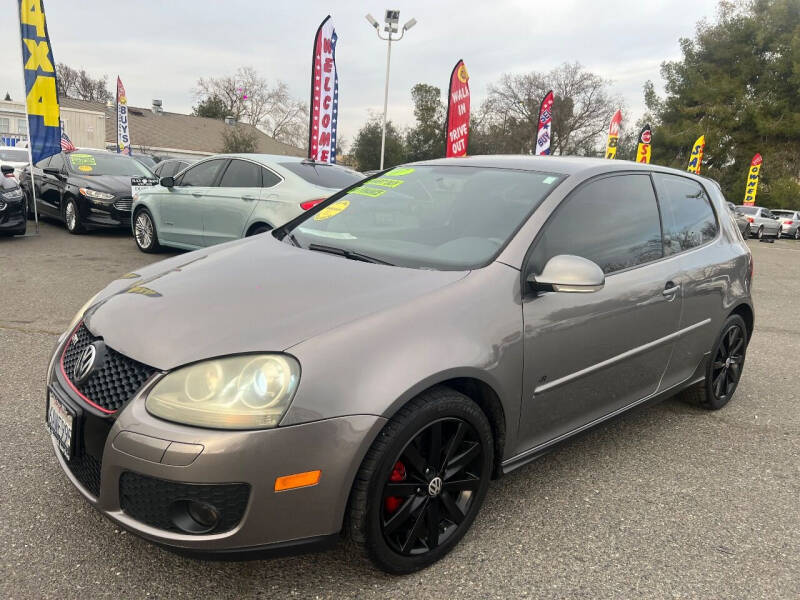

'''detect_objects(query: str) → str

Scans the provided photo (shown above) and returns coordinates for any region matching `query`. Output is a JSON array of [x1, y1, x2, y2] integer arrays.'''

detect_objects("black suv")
[[19, 149, 155, 234]]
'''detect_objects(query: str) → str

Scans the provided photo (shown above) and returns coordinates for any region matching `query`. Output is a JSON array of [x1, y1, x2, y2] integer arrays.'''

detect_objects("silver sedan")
[[772, 209, 800, 239], [736, 205, 782, 239]]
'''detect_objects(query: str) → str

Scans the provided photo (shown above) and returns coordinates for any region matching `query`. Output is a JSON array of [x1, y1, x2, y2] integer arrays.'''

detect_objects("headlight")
[[1, 188, 23, 200], [79, 187, 114, 200], [64, 292, 101, 337], [145, 354, 301, 429]]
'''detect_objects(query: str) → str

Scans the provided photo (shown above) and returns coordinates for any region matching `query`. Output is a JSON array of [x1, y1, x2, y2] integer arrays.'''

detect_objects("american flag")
[[60, 130, 76, 152]]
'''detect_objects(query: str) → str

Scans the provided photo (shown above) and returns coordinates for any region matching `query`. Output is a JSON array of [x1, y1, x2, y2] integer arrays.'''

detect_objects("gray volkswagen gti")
[[46, 156, 754, 573]]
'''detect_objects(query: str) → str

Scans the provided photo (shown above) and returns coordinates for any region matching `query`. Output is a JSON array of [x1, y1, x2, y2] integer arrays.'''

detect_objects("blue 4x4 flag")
[[17, 0, 61, 165]]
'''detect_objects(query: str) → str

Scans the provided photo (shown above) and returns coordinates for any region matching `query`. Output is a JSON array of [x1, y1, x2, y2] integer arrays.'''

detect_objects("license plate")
[[47, 392, 75, 459]]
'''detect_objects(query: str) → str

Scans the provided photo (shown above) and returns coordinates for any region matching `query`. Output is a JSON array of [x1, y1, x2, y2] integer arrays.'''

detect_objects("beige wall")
[[61, 107, 105, 149]]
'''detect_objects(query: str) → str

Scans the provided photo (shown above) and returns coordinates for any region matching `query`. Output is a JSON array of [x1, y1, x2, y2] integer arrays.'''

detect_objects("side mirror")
[[0, 165, 13, 176], [160, 176, 175, 188], [43, 166, 64, 179], [527, 255, 605, 293]]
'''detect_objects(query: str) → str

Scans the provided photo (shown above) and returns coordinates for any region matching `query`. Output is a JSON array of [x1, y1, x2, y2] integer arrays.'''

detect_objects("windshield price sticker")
[[131, 176, 160, 198], [314, 199, 350, 220], [69, 153, 96, 167], [384, 167, 415, 177], [348, 186, 386, 198], [368, 178, 404, 189]]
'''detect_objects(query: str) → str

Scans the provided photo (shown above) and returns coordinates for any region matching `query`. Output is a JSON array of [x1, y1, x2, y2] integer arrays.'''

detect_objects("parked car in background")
[[0, 146, 30, 181], [735, 205, 781, 239], [152, 157, 197, 178], [131, 154, 362, 252], [132, 153, 161, 170], [18, 149, 156, 234], [727, 202, 751, 237], [49, 156, 754, 573], [0, 165, 26, 236], [771, 209, 800, 239]]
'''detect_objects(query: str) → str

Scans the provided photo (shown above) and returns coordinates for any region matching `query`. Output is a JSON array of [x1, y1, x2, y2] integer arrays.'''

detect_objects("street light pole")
[[366, 10, 417, 171]]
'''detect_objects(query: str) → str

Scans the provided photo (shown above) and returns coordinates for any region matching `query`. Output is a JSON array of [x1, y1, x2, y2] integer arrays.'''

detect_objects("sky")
[[1, 0, 721, 148]]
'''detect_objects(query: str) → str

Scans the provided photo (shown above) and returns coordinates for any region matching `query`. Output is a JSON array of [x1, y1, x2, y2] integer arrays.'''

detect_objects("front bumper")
[[0, 197, 26, 231], [48, 369, 385, 554]]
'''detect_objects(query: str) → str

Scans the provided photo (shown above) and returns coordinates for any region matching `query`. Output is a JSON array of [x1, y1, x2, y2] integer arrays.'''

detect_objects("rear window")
[[0, 148, 28, 162], [737, 206, 758, 215], [280, 162, 362, 189], [653, 173, 718, 255]]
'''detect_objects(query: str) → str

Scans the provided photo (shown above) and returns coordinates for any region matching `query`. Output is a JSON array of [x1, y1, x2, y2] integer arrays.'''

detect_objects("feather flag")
[[308, 16, 339, 163], [116, 76, 131, 155], [604, 110, 622, 159], [687, 135, 705, 174], [743, 154, 762, 206], [635, 124, 652, 164], [445, 59, 470, 158], [534, 90, 554, 156]]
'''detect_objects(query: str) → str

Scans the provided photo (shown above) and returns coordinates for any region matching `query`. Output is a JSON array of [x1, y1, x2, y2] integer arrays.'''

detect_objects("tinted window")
[[219, 159, 262, 188], [653, 174, 717, 255], [280, 162, 362, 189], [530, 174, 663, 275], [761, 209, 774, 219], [179, 159, 226, 187], [737, 205, 757, 215], [48, 153, 64, 171], [261, 167, 281, 188]]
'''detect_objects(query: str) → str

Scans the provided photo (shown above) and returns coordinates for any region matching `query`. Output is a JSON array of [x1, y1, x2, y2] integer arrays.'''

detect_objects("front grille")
[[66, 452, 102, 497], [63, 408, 112, 498], [114, 198, 132, 211], [119, 472, 250, 534], [63, 324, 156, 413]]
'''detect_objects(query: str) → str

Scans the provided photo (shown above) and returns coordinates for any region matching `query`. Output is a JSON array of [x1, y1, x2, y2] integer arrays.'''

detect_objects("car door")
[[39, 153, 66, 217], [202, 158, 263, 246], [158, 158, 227, 247], [759, 208, 780, 235], [517, 173, 683, 451]]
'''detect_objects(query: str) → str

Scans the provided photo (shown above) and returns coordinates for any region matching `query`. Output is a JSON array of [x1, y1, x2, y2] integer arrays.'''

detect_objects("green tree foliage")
[[352, 117, 406, 171], [220, 124, 258, 153], [405, 83, 446, 161], [647, 0, 800, 208], [193, 94, 227, 119]]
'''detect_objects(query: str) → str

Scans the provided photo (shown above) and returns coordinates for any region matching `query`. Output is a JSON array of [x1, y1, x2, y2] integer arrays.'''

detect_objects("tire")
[[133, 208, 161, 253], [775, 229, 782, 239], [247, 223, 271, 237], [64, 198, 85, 234], [679, 314, 748, 410], [347, 387, 493, 574], [743, 224, 751, 238], [756, 226, 764, 239], [794, 228, 800, 241]]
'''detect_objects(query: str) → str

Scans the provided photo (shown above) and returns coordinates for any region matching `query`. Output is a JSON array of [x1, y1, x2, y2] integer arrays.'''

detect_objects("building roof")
[[59, 97, 304, 157]]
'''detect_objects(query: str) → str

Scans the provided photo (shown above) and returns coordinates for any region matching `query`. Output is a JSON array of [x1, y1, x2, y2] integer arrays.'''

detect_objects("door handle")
[[662, 282, 681, 298], [242, 195, 257, 202], [191, 192, 203, 198]]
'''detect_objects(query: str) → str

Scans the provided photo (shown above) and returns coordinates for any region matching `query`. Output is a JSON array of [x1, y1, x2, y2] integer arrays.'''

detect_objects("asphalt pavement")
[[1, 221, 798, 599]]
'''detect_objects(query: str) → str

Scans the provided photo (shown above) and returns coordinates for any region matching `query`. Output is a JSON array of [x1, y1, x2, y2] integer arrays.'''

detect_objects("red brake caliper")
[[384, 461, 407, 514]]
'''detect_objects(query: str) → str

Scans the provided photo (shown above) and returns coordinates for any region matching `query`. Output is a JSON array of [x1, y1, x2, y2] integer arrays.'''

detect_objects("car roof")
[[408, 154, 702, 178], [213, 154, 350, 166]]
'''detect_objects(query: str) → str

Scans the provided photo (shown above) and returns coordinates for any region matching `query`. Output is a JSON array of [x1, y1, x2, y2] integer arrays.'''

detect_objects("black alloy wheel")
[[348, 387, 493, 573]]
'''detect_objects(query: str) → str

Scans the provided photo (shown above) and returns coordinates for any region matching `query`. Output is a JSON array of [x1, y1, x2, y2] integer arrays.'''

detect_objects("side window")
[[529, 174, 663, 275], [761, 209, 773, 219], [178, 159, 226, 187], [261, 167, 281, 188], [218, 159, 262, 188], [160, 162, 178, 178], [48, 153, 65, 171], [653, 173, 717, 255]]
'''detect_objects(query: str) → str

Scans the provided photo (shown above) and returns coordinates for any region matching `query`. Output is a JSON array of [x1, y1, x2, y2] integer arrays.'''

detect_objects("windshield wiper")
[[307, 243, 393, 265]]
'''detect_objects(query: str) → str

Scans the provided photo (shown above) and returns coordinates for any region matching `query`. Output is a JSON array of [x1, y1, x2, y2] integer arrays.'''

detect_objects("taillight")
[[3, 173, 14, 178], [300, 198, 325, 211], [746, 217, 754, 223], [783, 220, 793, 225]]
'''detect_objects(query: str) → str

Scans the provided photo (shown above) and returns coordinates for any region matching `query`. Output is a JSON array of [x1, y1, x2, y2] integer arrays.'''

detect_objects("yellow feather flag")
[[743, 154, 762, 206], [687, 135, 705, 174]]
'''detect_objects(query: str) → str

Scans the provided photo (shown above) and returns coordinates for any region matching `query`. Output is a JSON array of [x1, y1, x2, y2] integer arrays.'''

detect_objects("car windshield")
[[280, 161, 363, 189], [289, 165, 564, 270], [737, 205, 758, 214], [0, 148, 28, 162], [66, 152, 153, 177]]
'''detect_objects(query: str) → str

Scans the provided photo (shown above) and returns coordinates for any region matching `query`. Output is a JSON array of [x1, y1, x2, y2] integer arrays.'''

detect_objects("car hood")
[[69, 174, 136, 195], [85, 236, 467, 370]]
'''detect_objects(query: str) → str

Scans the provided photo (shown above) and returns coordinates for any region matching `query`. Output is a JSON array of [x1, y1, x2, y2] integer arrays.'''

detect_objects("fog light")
[[169, 499, 220, 534]]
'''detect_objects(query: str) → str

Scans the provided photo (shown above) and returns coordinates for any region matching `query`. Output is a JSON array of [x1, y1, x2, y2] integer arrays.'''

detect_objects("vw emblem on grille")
[[72, 341, 106, 385], [427, 476, 443, 497]]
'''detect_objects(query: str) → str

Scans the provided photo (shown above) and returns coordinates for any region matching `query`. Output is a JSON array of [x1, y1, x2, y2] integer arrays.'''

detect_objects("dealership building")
[[0, 96, 303, 159]]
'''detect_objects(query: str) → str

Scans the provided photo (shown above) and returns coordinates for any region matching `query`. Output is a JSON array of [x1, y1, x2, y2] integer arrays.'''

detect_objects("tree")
[[193, 94, 227, 119], [405, 83, 446, 162], [55, 64, 112, 102], [352, 116, 406, 171], [646, 0, 800, 209], [479, 62, 619, 155], [195, 68, 308, 149], [221, 124, 258, 153]]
